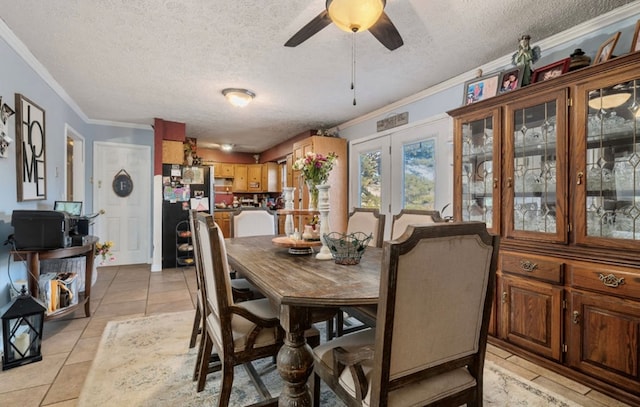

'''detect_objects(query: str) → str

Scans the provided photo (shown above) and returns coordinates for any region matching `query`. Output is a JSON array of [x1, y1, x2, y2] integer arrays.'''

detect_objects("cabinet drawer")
[[569, 265, 640, 300], [501, 253, 563, 284]]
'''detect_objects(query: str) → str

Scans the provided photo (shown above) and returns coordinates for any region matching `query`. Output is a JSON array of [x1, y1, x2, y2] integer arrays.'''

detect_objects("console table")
[[11, 236, 98, 320]]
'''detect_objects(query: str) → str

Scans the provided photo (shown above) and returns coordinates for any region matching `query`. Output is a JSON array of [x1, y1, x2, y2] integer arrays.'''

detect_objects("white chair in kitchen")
[[230, 209, 277, 237]]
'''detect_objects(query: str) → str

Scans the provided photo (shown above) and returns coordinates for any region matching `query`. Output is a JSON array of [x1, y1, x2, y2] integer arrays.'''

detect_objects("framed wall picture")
[[531, 58, 571, 83], [463, 73, 501, 106], [15, 93, 46, 201], [594, 32, 620, 64], [630, 20, 640, 53], [498, 67, 524, 93]]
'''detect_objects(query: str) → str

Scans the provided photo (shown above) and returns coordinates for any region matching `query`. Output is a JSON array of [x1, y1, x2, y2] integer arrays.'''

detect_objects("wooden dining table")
[[225, 235, 382, 407]]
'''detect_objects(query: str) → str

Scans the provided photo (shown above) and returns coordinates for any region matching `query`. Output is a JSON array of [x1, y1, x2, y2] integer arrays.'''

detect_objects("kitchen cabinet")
[[247, 164, 262, 192], [214, 163, 235, 178], [447, 52, 640, 405], [262, 162, 280, 192], [233, 164, 248, 192], [162, 140, 184, 164], [213, 211, 231, 238], [292, 136, 347, 233]]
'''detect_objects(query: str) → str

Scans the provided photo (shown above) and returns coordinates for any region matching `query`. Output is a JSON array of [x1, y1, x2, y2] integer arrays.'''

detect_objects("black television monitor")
[[54, 201, 83, 216]]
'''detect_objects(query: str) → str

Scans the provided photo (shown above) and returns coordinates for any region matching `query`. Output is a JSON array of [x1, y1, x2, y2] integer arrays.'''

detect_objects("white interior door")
[[93, 142, 151, 265], [350, 115, 453, 240]]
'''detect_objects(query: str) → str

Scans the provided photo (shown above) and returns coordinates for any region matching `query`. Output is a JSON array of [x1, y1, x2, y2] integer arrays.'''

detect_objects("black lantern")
[[1, 285, 46, 370]]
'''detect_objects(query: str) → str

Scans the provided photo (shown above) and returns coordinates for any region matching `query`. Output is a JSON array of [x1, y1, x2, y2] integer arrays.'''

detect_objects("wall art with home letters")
[[15, 93, 46, 201]]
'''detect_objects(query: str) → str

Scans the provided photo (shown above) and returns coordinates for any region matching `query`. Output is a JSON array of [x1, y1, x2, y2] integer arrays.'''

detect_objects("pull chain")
[[351, 31, 357, 106]]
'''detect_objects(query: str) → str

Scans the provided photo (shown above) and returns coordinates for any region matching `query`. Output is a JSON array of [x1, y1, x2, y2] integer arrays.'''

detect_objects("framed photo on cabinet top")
[[15, 93, 46, 201], [531, 58, 570, 83], [463, 72, 500, 106], [594, 31, 620, 64], [498, 67, 524, 93]]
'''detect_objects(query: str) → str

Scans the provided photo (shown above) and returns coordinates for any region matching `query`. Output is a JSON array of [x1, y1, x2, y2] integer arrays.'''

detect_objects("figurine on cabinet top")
[[512, 35, 541, 86]]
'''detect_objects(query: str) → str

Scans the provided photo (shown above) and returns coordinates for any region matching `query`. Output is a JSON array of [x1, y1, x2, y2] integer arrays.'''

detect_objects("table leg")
[[26, 253, 40, 298], [84, 248, 93, 317], [276, 306, 314, 407]]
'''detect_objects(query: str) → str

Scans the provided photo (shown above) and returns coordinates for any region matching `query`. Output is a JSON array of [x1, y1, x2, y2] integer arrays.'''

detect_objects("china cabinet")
[[448, 52, 640, 405]]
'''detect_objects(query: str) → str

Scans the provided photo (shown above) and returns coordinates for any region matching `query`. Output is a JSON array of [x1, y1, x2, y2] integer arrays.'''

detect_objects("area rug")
[[79, 311, 582, 407]]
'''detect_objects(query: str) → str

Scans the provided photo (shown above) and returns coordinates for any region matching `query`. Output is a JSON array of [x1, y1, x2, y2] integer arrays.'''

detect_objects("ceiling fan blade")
[[368, 11, 403, 51], [284, 10, 333, 47]]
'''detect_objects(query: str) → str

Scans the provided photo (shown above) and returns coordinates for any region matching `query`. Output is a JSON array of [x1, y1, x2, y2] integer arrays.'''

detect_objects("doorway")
[[93, 142, 151, 265], [349, 115, 453, 239], [64, 124, 85, 202]]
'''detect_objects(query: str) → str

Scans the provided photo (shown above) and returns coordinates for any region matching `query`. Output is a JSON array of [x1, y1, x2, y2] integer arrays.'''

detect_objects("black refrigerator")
[[161, 164, 210, 269]]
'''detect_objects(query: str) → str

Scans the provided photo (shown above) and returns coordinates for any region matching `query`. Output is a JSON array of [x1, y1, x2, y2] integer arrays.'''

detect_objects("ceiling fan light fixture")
[[588, 82, 634, 110], [222, 88, 255, 108], [327, 0, 385, 33]]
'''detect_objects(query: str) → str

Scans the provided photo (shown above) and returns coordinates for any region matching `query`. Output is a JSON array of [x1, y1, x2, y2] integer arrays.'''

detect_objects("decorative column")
[[283, 187, 295, 237], [316, 184, 332, 260]]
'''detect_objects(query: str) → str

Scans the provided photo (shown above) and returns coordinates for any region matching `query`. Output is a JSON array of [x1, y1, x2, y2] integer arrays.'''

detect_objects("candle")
[[14, 332, 30, 357]]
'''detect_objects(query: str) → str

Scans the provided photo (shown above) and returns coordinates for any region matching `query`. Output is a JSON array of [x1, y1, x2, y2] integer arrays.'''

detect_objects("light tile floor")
[[0, 264, 633, 406]]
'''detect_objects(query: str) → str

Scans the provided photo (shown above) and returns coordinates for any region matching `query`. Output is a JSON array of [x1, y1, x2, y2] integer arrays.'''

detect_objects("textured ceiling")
[[0, 0, 636, 152]]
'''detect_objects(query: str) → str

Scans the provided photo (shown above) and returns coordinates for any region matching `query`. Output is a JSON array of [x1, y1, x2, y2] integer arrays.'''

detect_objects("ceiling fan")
[[284, 0, 404, 51]]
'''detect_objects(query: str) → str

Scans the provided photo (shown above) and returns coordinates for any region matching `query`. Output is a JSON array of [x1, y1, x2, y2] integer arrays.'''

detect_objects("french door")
[[349, 116, 453, 240]]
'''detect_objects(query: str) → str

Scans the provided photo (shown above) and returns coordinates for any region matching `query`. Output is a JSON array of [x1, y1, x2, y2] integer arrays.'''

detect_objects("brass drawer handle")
[[519, 260, 538, 272], [572, 311, 580, 324], [599, 273, 625, 288]]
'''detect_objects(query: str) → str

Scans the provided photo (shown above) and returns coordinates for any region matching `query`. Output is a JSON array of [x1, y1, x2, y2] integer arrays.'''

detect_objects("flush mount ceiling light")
[[327, 0, 384, 33], [221, 144, 234, 151], [588, 83, 632, 110], [222, 88, 255, 108]]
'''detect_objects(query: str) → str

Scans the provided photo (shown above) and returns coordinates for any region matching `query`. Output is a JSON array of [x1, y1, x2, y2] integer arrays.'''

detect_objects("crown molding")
[[87, 118, 153, 130], [339, 1, 640, 130]]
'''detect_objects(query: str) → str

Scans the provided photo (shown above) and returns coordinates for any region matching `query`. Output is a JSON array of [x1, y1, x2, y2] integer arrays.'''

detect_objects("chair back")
[[194, 213, 235, 356], [390, 209, 443, 240], [346, 208, 386, 248], [188, 210, 203, 290], [370, 222, 499, 405], [231, 209, 277, 237]]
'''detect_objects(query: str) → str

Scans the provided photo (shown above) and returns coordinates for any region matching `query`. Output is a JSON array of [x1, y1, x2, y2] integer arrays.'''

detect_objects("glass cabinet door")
[[504, 90, 568, 243], [454, 108, 501, 235], [575, 76, 640, 248]]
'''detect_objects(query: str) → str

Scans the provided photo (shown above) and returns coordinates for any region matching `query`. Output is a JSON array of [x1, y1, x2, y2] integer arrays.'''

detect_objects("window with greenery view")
[[403, 139, 436, 209], [359, 150, 381, 209]]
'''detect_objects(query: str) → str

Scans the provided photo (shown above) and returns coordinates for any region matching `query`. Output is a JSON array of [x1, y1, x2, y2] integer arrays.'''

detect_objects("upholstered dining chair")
[[312, 222, 499, 407], [229, 209, 278, 300], [390, 208, 443, 240], [193, 212, 284, 404], [326, 208, 386, 340], [188, 210, 205, 349], [188, 210, 258, 350], [346, 208, 386, 248]]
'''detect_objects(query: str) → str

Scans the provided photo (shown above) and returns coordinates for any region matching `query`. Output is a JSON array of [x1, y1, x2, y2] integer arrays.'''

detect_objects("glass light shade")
[[222, 88, 255, 108], [588, 85, 632, 110], [327, 0, 384, 33]]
